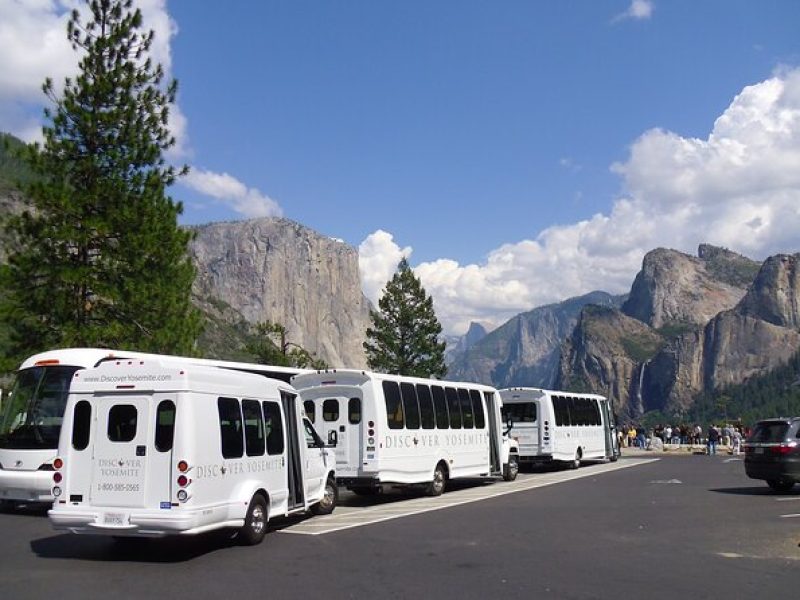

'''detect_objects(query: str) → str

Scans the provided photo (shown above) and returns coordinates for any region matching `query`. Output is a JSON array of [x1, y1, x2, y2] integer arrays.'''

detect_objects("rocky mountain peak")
[[621, 246, 756, 330], [737, 253, 800, 328]]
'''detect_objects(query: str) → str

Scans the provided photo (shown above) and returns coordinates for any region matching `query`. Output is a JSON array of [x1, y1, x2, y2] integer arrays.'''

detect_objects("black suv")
[[744, 417, 800, 492]]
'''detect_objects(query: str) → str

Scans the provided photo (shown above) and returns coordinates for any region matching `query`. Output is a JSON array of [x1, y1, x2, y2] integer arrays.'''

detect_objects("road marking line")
[[775, 497, 800, 502], [281, 458, 658, 536], [779, 513, 800, 518]]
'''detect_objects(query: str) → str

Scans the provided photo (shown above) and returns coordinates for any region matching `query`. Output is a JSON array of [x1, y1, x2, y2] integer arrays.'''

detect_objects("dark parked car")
[[744, 417, 800, 492]]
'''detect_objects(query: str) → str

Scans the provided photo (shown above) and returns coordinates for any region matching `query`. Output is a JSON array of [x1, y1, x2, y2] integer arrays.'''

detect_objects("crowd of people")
[[618, 423, 750, 455]]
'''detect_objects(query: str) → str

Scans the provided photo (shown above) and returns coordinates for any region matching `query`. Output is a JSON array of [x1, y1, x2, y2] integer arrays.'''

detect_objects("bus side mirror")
[[504, 416, 513, 436], [327, 430, 338, 447]]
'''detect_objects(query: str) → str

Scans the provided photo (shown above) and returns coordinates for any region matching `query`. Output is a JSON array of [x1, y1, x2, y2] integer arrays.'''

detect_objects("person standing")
[[707, 425, 720, 455]]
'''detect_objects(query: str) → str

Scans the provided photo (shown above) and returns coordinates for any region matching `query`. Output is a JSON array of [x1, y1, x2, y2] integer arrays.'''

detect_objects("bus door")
[[316, 395, 360, 479], [89, 395, 169, 510], [281, 392, 305, 509], [600, 401, 619, 459], [484, 392, 502, 475]]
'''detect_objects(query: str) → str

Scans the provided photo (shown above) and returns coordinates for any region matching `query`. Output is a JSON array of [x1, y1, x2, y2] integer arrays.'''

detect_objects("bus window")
[[503, 402, 537, 423], [348, 398, 361, 424], [218, 397, 244, 459], [458, 389, 474, 428], [262, 401, 285, 455], [304, 400, 316, 424], [72, 400, 92, 451], [416, 385, 435, 429], [154, 400, 176, 452], [469, 390, 486, 428], [553, 396, 568, 426], [323, 399, 339, 422], [383, 381, 404, 429], [431, 385, 449, 429], [108, 405, 137, 442], [400, 382, 420, 429], [242, 399, 265, 457], [445, 387, 462, 429]]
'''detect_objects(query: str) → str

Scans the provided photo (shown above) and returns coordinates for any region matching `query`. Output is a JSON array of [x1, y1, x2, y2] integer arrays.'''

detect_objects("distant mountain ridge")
[[447, 291, 625, 388]]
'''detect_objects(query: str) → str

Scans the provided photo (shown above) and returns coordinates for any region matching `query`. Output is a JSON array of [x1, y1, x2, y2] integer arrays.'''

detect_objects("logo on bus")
[[384, 431, 488, 449]]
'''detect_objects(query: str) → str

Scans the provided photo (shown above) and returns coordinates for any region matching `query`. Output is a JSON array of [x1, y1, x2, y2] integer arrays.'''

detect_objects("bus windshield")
[[0, 366, 80, 450]]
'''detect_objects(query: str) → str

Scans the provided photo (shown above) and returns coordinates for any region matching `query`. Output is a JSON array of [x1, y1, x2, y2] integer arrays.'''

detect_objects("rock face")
[[557, 306, 665, 421], [190, 217, 371, 368], [621, 246, 756, 329], [447, 291, 623, 387]]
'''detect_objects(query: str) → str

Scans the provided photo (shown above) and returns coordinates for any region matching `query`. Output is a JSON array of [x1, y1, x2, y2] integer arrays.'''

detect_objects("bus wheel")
[[426, 463, 447, 497], [503, 456, 519, 481], [239, 494, 268, 545], [570, 449, 582, 470], [311, 477, 338, 515]]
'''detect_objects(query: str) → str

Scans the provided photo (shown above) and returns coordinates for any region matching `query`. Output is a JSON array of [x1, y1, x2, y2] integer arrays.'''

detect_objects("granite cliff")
[[189, 217, 371, 368]]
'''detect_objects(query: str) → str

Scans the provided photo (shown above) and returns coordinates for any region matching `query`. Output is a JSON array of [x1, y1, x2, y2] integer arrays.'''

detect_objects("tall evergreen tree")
[[364, 258, 447, 378], [0, 0, 201, 364]]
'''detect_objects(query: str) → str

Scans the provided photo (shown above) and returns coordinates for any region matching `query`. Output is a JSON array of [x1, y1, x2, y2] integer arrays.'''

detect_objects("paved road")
[[0, 454, 797, 599]]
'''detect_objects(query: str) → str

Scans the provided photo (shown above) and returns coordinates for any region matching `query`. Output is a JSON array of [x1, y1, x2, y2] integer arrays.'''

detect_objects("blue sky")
[[2, 1, 800, 335]]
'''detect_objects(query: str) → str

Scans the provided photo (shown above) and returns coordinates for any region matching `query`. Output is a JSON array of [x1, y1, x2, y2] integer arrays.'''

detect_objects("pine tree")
[[364, 258, 447, 378], [245, 321, 328, 369], [0, 0, 201, 363]]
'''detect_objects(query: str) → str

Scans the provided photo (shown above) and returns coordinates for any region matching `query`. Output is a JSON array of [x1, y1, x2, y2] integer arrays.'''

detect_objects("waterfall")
[[636, 361, 647, 417]]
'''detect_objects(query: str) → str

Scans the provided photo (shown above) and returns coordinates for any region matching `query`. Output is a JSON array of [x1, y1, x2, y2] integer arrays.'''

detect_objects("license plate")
[[103, 512, 126, 526], [755, 447, 764, 454]]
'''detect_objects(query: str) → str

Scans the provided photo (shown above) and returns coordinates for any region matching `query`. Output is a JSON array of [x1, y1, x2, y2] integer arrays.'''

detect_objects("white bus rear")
[[292, 370, 519, 496], [499, 388, 619, 469], [0, 348, 307, 508], [48, 358, 336, 545]]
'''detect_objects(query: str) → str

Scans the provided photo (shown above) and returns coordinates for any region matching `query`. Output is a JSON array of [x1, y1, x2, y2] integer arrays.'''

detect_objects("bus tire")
[[426, 462, 447, 497], [239, 494, 268, 546], [311, 477, 338, 515], [503, 456, 519, 481]]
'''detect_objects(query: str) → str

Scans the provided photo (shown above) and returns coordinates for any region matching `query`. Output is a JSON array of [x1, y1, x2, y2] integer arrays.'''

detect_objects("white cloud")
[[0, 0, 188, 155], [360, 68, 800, 336], [182, 168, 283, 219], [613, 0, 655, 23], [358, 230, 412, 306]]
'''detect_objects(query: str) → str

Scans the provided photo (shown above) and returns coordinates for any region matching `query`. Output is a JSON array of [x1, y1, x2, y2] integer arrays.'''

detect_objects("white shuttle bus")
[[0, 348, 307, 509], [291, 369, 519, 496], [48, 357, 336, 544], [499, 388, 619, 469]]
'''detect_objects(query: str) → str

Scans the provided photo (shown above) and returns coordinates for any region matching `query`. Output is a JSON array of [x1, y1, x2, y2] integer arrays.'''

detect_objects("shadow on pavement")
[[709, 486, 799, 496], [30, 528, 244, 562]]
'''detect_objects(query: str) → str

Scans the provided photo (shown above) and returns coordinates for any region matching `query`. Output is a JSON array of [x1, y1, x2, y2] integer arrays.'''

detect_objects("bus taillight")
[[53, 458, 64, 470], [177, 460, 189, 472], [53, 472, 62, 483], [177, 475, 189, 487]]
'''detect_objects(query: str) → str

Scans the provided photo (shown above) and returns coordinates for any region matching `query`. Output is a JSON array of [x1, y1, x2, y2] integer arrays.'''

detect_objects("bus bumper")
[[0, 469, 54, 503], [48, 505, 244, 537]]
